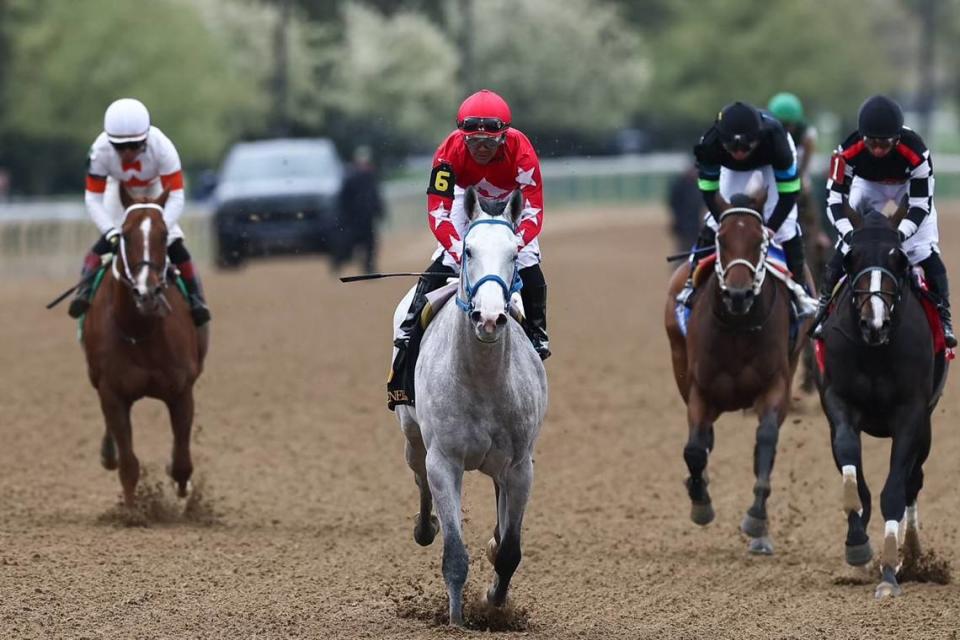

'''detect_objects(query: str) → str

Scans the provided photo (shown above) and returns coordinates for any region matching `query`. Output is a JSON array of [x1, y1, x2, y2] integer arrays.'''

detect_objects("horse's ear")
[[155, 189, 170, 208], [119, 186, 134, 211], [891, 195, 908, 228], [844, 201, 863, 230], [464, 187, 478, 221], [508, 189, 524, 226]]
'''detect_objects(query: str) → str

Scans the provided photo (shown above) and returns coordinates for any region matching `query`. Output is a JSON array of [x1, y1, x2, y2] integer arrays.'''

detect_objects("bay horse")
[[816, 211, 948, 598], [664, 191, 812, 554], [392, 188, 548, 626], [81, 189, 208, 509]]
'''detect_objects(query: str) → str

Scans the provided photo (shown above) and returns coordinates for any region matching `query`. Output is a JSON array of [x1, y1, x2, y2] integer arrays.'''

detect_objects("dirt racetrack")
[[2, 204, 960, 639]]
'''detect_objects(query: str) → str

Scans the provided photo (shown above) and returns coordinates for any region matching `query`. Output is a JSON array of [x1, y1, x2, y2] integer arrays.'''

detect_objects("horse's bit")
[[455, 218, 523, 314], [714, 207, 770, 296]]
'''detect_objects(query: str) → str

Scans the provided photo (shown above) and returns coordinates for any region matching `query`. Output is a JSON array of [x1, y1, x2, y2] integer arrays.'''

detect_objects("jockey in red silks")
[[391, 89, 550, 376], [68, 98, 210, 326]]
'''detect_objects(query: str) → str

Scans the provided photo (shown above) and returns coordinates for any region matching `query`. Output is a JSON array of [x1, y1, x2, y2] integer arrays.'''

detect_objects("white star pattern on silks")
[[429, 203, 451, 221], [520, 199, 541, 222], [474, 178, 509, 198], [516, 167, 537, 187]]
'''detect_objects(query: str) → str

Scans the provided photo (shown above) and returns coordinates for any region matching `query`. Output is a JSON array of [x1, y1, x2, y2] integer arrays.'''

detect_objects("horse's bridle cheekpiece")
[[714, 207, 770, 297], [455, 218, 523, 314]]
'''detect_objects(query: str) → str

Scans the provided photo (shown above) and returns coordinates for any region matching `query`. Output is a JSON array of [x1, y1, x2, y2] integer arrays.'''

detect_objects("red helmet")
[[457, 90, 511, 137]]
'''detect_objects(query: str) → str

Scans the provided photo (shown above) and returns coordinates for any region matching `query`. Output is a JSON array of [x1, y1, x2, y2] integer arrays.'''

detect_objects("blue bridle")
[[455, 218, 523, 313]]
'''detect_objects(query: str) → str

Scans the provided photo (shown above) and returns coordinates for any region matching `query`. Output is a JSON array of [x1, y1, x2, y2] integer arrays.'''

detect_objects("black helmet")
[[858, 95, 903, 139], [716, 101, 762, 147]]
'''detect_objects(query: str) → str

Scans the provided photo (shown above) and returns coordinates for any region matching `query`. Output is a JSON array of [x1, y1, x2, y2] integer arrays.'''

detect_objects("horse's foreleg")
[[683, 387, 717, 526], [876, 404, 928, 599], [487, 458, 533, 607], [426, 448, 468, 626], [742, 380, 787, 555], [823, 387, 872, 566], [404, 432, 438, 546], [165, 390, 195, 498], [100, 391, 137, 508]]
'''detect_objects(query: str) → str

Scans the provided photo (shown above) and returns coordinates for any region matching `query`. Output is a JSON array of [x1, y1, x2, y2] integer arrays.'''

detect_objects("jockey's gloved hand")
[[106, 228, 121, 246]]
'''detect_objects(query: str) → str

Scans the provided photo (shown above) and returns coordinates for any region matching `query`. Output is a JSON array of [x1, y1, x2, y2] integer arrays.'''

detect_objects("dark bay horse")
[[665, 193, 812, 554], [816, 211, 948, 598], [81, 190, 208, 508]]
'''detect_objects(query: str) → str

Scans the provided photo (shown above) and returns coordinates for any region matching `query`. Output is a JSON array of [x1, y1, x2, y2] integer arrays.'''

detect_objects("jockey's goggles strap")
[[455, 218, 523, 313]]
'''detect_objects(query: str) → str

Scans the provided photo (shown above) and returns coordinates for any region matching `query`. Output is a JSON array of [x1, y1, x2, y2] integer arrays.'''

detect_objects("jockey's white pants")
[[104, 177, 184, 246], [703, 167, 800, 245], [829, 176, 940, 265]]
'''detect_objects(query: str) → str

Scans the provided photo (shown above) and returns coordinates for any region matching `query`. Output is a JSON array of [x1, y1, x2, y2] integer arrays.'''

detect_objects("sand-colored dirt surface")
[[2, 205, 959, 639]]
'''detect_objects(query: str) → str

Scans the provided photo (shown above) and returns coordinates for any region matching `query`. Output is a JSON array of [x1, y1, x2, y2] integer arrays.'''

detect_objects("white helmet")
[[104, 98, 150, 144]]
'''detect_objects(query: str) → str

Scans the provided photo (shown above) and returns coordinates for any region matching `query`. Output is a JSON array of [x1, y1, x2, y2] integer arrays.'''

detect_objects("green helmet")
[[767, 92, 805, 124]]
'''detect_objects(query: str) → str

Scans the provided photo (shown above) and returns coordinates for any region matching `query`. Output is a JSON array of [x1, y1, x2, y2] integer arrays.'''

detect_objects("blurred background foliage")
[[0, 0, 957, 194]]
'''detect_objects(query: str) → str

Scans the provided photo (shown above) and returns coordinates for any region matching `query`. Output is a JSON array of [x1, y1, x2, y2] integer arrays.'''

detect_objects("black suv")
[[213, 138, 344, 267]]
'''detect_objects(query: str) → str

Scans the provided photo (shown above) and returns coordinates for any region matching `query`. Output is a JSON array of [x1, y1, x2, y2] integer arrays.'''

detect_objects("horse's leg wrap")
[[519, 265, 550, 360]]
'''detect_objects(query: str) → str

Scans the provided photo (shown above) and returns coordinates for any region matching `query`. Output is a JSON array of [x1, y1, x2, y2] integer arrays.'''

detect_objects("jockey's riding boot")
[[521, 283, 550, 360], [924, 269, 958, 348], [178, 264, 211, 326], [810, 251, 845, 339], [68, 253, 102, 319], [676, 226, 716, 308]]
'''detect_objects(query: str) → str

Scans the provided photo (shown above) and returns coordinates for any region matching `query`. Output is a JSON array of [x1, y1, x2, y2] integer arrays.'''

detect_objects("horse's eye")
[[464, 247, 473, 259]]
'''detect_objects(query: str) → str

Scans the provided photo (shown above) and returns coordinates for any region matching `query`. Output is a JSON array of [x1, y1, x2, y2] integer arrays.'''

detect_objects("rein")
[[850, 266, 902, 317], [455, 218, 523, 314]]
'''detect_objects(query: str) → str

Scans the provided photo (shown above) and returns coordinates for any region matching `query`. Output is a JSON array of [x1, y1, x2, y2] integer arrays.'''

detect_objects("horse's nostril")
[[470, 311, 482, 323], [496, 314, 507, 326]]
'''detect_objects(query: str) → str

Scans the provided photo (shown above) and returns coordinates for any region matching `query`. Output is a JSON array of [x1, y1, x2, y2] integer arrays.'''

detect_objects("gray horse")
[[391, 187, 548, 626]]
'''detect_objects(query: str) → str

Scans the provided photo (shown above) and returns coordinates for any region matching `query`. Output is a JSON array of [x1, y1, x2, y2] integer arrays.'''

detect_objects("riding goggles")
[[111, 140, 146, 152], [464, 134, 504, 151], [722, 136, 759, 154], [459, 117, 509, 134], [863, 136, 898, 152]]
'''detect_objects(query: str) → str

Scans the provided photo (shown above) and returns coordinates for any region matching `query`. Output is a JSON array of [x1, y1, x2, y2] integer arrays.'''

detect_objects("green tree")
[[640, 0, 910, 143]]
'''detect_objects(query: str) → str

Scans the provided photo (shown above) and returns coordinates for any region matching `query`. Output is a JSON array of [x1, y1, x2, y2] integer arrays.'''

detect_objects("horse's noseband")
[[455, 218, 523, 314], [714, 207, 770, 297]]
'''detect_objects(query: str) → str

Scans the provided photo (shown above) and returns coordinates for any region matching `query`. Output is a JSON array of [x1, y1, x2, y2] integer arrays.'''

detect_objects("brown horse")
[[664, 191, 813, 554], [81, 189, 208, 508]]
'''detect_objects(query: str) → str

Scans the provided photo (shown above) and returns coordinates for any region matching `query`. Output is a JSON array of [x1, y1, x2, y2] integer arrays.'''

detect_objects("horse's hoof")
[[690, 501, 715, 526], [845, 541, 874, 567], [413, 513, 439, 546], [747, 536, 775, 555], [486, 585, 508, 608], [176, 480, 192, 499], [486, 536, 499, 565], [875, 580, 901, 599], [741, 513, 768, 539]]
